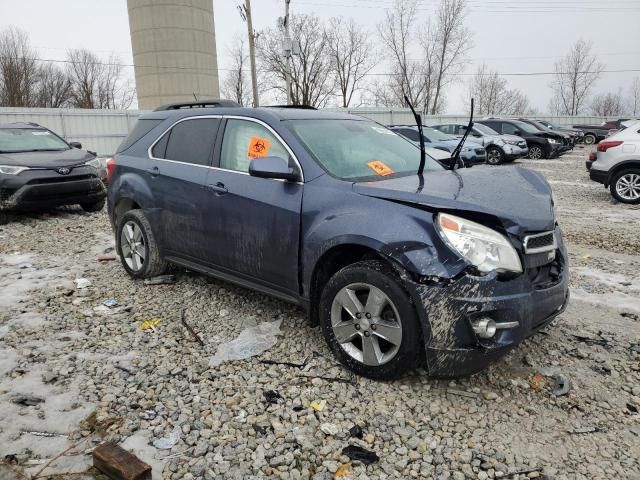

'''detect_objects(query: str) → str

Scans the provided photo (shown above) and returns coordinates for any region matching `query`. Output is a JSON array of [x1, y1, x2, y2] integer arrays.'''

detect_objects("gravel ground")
[[0, 147, 639, 480]]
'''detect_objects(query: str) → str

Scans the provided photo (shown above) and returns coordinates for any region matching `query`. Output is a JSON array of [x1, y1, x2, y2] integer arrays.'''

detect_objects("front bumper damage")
[[403, 229, 569, 377]]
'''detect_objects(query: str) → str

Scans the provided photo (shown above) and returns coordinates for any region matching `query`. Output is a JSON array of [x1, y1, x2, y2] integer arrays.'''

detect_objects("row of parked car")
[[389, 117, 586, 167]]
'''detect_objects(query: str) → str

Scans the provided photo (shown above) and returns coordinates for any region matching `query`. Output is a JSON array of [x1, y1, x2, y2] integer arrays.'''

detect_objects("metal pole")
[[245, 0, 259, 107], [284, 0, 292, 105]]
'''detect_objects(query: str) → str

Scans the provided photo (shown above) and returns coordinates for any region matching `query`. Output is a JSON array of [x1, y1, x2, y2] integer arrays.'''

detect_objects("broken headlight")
[[437, 213, 522, 273]]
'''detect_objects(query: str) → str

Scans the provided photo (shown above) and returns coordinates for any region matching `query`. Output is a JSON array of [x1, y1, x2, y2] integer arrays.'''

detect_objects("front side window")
[[289, 119, 442, 181], [0, 128, 69, 153], [161, 118, 220, 166], [220, 119, 290, 173]]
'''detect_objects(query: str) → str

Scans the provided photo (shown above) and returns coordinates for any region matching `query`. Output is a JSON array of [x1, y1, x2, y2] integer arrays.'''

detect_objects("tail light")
[[597, 140, 623, 152], [588, 152, 597, 161], [106, 157, 116, 183]]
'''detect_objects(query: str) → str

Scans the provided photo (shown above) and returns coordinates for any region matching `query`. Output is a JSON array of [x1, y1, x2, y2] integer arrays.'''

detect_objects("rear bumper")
[[589, 168, 608, 185], [405, 229, 569, 377], [0, 176, 106, 211]]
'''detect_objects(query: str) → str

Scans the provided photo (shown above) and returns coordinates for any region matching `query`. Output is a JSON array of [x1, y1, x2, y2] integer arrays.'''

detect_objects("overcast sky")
[[1, 0, 639, 113]]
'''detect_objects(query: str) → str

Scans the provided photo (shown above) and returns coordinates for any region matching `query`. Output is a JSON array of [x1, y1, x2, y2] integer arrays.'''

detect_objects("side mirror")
[[69, 141, 82, 149], [249, 156, 299, 182], [513, 130, 521, 136]]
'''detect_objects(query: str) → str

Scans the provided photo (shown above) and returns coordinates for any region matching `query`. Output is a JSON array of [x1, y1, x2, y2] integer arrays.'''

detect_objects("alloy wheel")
[[120, 221, 146, 271], [616, 173, 640, 201], [529, 146, 543, 159], [487, 149, 502, 164], [330, 283, 402, 366]]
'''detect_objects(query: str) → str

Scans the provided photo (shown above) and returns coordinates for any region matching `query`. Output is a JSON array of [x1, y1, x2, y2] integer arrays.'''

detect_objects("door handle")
[[207, 182, 228, 195], [147, 166, 159, 177]]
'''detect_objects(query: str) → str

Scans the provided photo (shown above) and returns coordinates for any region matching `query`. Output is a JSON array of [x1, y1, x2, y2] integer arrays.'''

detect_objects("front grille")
[[527, 254, 563, 289], [26, 174, 95, 185], [523, 231, 555, 253]]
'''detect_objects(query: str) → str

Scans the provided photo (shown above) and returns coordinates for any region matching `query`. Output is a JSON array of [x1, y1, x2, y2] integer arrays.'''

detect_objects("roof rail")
[[153, 99, 241, 111], [263, 104, 317, 110]]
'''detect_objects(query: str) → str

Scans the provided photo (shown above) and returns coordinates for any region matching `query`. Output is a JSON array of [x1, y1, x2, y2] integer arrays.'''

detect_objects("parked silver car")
[[432, 123, 529, 165]]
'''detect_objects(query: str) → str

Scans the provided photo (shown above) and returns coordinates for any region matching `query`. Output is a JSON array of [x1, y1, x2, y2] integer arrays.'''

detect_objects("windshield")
[[512, 120, 541, 134], [288, 119, 443, 181], [422, 126, 454, 141], [471, 123, 498, 135], [0, 128, 69, 153]]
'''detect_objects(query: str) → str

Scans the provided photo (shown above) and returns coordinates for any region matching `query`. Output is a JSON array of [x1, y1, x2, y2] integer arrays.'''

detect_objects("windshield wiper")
[[404, 95, 426, 176], [450, 98, 474, 170]]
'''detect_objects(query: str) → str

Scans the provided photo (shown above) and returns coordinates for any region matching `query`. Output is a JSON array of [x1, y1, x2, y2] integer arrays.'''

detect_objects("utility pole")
[[284, 0, 292, 104], [243, 0, 260, 107]]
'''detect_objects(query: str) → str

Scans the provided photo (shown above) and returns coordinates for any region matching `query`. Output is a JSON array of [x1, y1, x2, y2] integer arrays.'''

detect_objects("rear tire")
[[318, 260, 423, 380], [81, 199, 105, 212], [116, 209, 167, 278], [486, 146, 504, 165], [583, 134, 596, 145], [610, 168, 640, 204]]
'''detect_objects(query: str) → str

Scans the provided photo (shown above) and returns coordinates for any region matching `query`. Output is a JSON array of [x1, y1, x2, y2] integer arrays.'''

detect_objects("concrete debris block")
[[93, 442, 151, 480]]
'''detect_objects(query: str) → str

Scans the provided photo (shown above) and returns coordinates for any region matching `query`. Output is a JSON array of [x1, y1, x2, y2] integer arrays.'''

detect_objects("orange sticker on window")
[[367, 160, 394, 176], [248, 136, 271, 158]]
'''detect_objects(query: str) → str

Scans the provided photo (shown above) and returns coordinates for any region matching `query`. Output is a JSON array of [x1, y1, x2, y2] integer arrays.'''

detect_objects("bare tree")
[[429, 0, 472, 114], [376, 0, 428, 108], [325, 18, 374, 108], [591, 91, 624, 116], [0, 27, 40, 107], [257, 14, 334, 107], [628, 76, 640, 116], [66, 49, 134, 109], [549, 39, 603, 115], [468, 64, 530, 115], [220, 36, 252, 106], [35, 63, 72, 107]]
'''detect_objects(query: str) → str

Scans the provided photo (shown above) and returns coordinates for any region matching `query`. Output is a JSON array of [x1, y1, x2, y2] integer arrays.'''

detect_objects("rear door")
[[149, 116, 221, 259], [201, 117, 303, 295]]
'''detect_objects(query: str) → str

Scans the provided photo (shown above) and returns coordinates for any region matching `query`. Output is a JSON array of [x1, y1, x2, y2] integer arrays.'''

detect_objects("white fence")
[[0, 106, 617, 156]]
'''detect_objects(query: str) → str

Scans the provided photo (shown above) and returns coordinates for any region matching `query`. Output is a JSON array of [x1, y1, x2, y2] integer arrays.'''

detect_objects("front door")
[[149, 117, 221, 259], [202, 118, 303, 295]]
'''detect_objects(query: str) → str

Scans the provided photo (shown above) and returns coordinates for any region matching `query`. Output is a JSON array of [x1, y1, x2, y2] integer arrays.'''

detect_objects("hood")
[[353, 166, 554, 234], [431, 139, 482, 151], [0, 148, 95, 169], [501, 134, 526, 143]]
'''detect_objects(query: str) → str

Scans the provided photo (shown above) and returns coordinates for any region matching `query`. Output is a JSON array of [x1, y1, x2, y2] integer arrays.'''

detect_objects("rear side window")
[[162, 118, 220, 166], [482, 122, 501, 133], [117, 118, 162, 153]]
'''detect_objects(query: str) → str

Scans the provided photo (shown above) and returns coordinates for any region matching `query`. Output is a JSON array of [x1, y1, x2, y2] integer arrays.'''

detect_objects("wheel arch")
[[606, 159, 640, 187]]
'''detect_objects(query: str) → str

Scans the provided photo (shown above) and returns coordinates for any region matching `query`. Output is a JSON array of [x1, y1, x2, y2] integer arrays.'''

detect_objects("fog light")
[[472, 318, 497, 339]]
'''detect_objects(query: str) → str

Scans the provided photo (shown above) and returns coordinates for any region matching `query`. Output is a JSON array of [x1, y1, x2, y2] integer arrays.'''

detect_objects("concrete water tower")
[[127, 0, 220, 110]]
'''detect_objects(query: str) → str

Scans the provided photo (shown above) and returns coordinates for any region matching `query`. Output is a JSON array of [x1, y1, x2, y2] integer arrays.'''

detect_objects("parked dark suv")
[[107, 100, 569, 379], [476, 119, 565, 160], [0, 122, 106, 220]]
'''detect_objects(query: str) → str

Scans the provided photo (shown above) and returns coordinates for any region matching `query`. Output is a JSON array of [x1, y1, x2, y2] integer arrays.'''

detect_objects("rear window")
[[117, 119, 162, 153]]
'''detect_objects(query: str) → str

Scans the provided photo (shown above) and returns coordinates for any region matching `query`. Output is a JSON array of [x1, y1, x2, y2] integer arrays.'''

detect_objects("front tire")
[[81, 199, 105, 212], [528, 145, 546, 160], [116, 209, 167, 278], [610, 169, 640, 204], [318, 260, 423, 380], [583, 134, 596, 145], [486, 146, 504, 165]]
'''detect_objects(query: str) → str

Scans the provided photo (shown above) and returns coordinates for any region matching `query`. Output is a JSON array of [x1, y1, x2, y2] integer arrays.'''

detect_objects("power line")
[[4, 55, 639, 78]]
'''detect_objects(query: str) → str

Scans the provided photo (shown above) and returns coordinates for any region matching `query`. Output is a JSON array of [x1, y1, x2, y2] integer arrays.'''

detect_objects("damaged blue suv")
[[107, 100, 569, 380]]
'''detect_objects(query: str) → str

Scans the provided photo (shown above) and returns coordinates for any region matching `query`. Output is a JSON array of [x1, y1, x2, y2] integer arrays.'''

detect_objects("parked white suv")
[[587, 120, 640, 204]]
